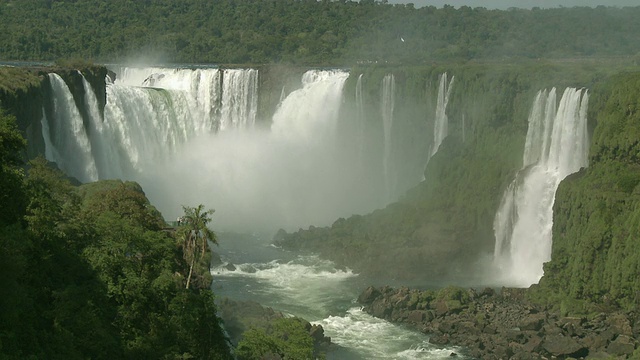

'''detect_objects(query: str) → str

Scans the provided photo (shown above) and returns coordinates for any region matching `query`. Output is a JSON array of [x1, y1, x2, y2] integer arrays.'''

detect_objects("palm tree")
[[178, 204, 217, 289]]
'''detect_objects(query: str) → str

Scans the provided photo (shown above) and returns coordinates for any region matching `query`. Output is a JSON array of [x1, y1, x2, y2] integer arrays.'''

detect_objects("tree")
[[0, 108, 27, 226], [236, 318, 315, 360], [178, 204, 217, 289]]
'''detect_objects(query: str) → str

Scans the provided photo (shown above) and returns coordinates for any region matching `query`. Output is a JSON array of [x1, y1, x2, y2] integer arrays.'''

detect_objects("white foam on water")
[[320, 308, 463, 359]]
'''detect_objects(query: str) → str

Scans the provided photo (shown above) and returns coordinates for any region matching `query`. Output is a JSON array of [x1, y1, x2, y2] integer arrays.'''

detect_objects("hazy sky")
[[388, 0, 640, 9]]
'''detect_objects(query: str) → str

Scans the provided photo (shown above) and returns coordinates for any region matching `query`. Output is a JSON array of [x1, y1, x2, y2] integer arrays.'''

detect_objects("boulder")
[[606, 334, 636, 356], [434, 299, 464, 316], [607, 313, 633, 337], [407, 310, 427, 324], [501, 287, 526, 301], [522, 333, 543, 353], [429, 333, 450, 345], [543, 334, 588, 358], [358, 286, 381, 305], [456, 321, 480, 336], [211, 251, 223, 266], [224, 262, 236, 271], [492, 344, 514, 359], [585, 351, 613, 359], [309, 324, 329, 343], [370, 299, 392, 319], [479, 287, 496, 298], [519, 314, 545, 331], [390, 308, 408, 322], [582, 331, 613, 351]]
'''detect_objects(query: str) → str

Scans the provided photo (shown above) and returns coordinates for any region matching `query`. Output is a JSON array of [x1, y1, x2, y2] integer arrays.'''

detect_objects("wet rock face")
[[358, 286, 640, 359]]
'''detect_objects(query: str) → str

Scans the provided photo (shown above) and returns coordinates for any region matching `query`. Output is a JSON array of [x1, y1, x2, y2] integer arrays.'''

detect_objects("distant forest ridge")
[[1, 0, 639, 65]]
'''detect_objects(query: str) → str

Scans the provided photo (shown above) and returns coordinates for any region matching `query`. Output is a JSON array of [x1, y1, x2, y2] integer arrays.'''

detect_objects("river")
[[211, 232, 468, 359]]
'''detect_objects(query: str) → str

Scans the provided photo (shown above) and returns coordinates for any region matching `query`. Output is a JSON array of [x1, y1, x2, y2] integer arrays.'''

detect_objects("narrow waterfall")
[[43, 73, 98, 183], [493, 87, 589, 286], [355, 74, 365, 164], [279, 86, 287, 105], [381, 74, 395, 201], [80, 73, 112, 179], [421, 73, 454, 181], [220, 69, 258, 130], [429, 73, 454, 160]]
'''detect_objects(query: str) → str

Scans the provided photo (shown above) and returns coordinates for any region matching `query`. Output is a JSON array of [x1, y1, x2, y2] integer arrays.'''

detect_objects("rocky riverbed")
[[358, 286, 639, 359]]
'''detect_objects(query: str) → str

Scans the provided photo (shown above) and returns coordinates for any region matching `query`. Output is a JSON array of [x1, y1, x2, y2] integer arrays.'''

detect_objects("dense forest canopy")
[[0, 107, 232, 358], [0, 0, 639, 65]]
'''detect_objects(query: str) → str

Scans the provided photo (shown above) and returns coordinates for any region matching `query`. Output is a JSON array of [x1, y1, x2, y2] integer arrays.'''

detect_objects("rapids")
[[212, 233, 467, 359]]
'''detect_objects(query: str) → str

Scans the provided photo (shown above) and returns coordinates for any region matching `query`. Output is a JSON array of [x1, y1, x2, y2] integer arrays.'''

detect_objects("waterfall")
[[493, 87, 589, 286], [219, 69, 258, 130], [80, 73, 112, 179], [381, 74, 395, 201], [429, 73, 454, 160], [153, 69, 353, 230], [421, 73, 454, 181], [271, 70, 348, 144], [43, 73, 98, 183], [279, 86, 287, 104], [40, 67, 394, 231], [355, 74, 365, 164]]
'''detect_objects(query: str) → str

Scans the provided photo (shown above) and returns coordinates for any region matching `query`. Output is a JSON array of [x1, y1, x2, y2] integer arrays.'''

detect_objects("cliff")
[[0, 67, 44, 157], [532, 72, 640, 313], [0, 64, 108, 159], [275, 62, 617, 283]]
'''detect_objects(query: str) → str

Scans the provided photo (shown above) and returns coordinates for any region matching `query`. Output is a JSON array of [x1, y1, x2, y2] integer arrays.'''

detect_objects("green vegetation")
[[0, 1, 639, 65], [178, 204, 217, 289], [236, 318, 316, 360], [531, 72, 640, 314], [0, 109, 232, 358], [0, 67, 41, 94], [276, 62, 615, 282]]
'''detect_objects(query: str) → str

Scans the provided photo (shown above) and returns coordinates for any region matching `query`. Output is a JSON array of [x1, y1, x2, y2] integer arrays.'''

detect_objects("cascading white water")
[[115, 68, 359, 231], [429, 73, 454, 160], [219, 69, 258, 130], [381, 74, 395, 201], [114, 67, 257, 132], [493, 87, 589, 286], [43, 73, 98, 183], [42, 67, 423, 231], [212, 233, 466, 359], [271, 70, 347, 144], [421, 73, 454, 181], [355, 74, 365, 164], [115, 67, 225, 133], [80, 73, 112, 179]]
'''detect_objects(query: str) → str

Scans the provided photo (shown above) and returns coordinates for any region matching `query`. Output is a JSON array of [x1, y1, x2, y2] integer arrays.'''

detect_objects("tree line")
[[0, 0, 639, 65]]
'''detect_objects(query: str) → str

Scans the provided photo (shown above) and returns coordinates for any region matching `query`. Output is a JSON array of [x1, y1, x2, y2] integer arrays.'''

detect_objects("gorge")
[[3, 1, 640, 358], [3, 60, 640, 358]]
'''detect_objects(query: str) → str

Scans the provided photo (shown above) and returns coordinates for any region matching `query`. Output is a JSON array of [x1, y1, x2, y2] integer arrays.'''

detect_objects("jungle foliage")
[[236, 318, 317, 360], [0, 0, 639, 65], [0, 110, 232, 359], [276, 62, 616, 283], [531, 72, 640, 314]]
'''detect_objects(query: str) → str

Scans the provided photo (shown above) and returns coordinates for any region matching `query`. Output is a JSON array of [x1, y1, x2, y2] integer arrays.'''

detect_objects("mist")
[[124, 69, 388, 233]]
